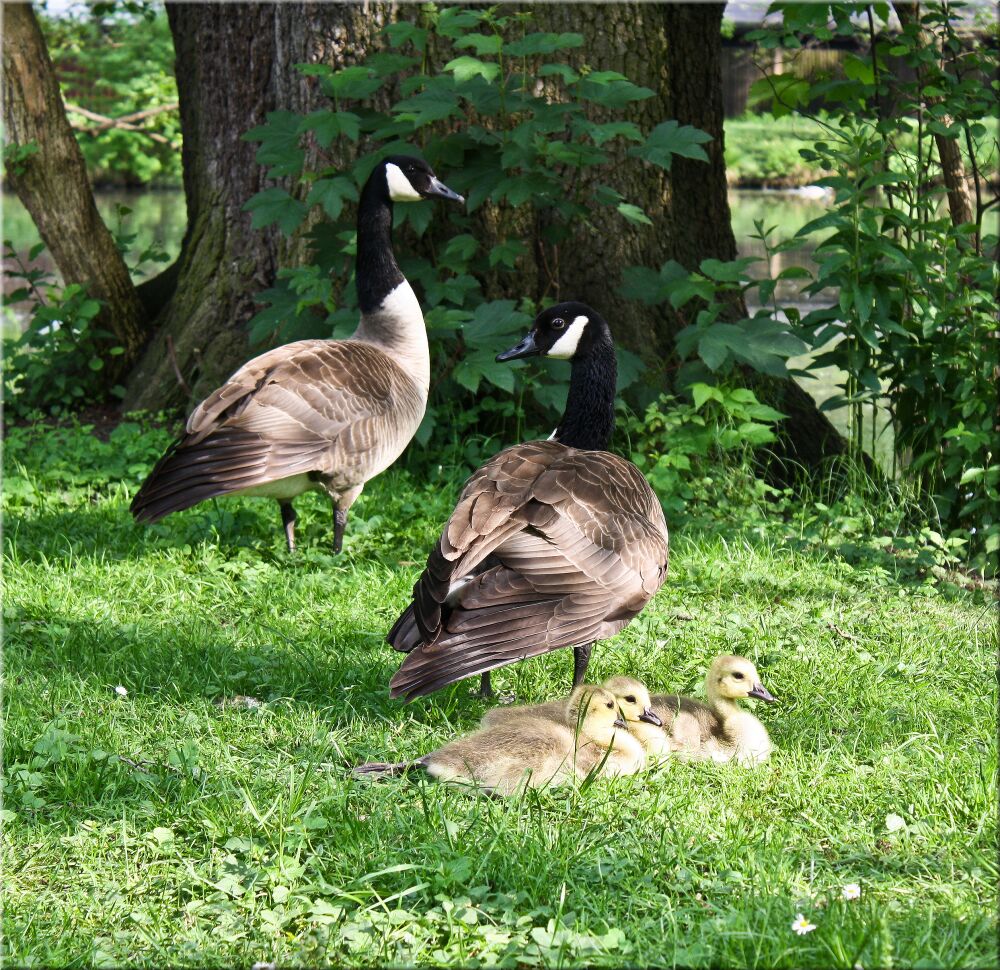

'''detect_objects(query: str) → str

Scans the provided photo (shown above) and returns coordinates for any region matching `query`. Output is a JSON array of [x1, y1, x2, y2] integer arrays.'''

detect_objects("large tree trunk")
[[531, 2, 847, 471], [117, 1, 845, 469], [1, 1, 148, 385], [123, 2, 388, 410]]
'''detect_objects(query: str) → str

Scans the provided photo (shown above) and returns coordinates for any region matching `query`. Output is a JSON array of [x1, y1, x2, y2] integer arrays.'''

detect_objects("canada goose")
[[387, 302, 669, 698], [130, 155, 464, 552], [651, 655, 776, 765], [356, 685, 644, 794]]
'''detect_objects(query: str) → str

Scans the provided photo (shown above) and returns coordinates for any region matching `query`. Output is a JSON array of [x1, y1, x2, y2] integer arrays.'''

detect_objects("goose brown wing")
[[388, 440, 669, 699], [131, 340, 406, 522]]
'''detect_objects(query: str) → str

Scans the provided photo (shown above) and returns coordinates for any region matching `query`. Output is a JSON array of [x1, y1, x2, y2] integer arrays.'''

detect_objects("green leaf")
[[691, 382, 724, 409], [505, 33, 584, 56], [243, 188, 308, 235], [578, 76, 654, 109], [586, 121, 643, 146], [306, 177, 358, 220], [383, 21, 428, 50], [488, 239, 528, 268], [538, 63, 579, 84], [699, 257, 758, 282], [456, 32, 503, 56], [393, 88, 463, 126], [242, 111, 304, 177], [843, 54, 875, 85], [299, 110, 360, 146], [444, 56, 500, 84], [697, 330, 731, 371], [617, 203, 652, 226], [629, 120, 711, 171], [320, 66, 383, 100]]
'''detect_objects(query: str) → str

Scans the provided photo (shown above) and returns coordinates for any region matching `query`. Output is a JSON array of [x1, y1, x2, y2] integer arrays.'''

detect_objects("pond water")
[[2, 188, 891, 466]]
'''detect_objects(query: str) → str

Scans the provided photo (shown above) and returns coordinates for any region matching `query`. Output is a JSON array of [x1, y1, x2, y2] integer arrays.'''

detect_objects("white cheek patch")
[[385, 162, 423, 202], [546, 315, 589, 359]]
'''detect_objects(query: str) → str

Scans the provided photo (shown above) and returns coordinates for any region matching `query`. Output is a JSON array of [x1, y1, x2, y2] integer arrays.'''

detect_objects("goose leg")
[[479, 671, 493, 699], [572, 642, 594, 687], [279, 501, 296, 552], [333, 506, 348, 554]]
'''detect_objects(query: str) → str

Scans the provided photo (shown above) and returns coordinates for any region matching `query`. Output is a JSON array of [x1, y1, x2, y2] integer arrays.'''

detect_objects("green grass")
[[4, 418, 997, 968]]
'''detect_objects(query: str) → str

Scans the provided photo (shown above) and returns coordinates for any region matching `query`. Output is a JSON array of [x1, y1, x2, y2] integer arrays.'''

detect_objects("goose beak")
[[638, 708, 663, 727], [613, 716, 627, 729], [496, 331, 539, 362], [747, 683, 776, 703], [424, 177, 464, 204]]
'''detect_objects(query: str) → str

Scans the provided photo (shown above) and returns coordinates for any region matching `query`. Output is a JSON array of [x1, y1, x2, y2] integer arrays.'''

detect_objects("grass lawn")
[[4, 418, 996, 968]]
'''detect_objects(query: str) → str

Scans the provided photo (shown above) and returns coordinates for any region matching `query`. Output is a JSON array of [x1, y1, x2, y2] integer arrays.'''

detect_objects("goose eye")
[[624, 695, 636, 704], [732, 672, 745, 680], [606, 702, 614, 709], [552, 318, 566, 330]]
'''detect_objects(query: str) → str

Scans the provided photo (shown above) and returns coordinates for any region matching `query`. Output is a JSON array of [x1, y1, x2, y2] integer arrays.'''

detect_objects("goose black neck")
[[356, 178, 404, 314], [555, 335, 616, 451]]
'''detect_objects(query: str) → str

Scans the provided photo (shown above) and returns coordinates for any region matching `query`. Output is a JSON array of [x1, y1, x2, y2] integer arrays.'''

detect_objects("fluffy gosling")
[[651, 655, 776, 765], [356, 685, 644, 795]]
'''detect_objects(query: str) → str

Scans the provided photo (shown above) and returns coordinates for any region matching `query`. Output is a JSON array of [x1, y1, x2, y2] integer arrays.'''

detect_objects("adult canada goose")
[[387, 302, 669, 699], [130, 155, 464, 552], [355, 685, 644, 794], [651, 655, 776, 766]]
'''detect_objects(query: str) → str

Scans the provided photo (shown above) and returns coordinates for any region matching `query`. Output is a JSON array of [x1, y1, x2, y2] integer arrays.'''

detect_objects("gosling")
[[355, 685, 645, 795], [651, 655, 776, 765], [481, 675, 668, 756]]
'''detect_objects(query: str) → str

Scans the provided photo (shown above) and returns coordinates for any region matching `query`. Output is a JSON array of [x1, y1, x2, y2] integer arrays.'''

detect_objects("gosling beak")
[[424, 176, 464, 204], [638, 708, 663, 727], [496, 330, 539, 362], [613, 716, 627, 729], [747, 683, 777, 703]]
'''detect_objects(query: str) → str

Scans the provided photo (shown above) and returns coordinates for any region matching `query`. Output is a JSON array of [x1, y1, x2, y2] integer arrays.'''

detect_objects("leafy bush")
[[2, 242, 119, 419], [2, 214, 168, 419], [241, 4, 711, 462], [626, 384, 786, 521], [745, 1, 999, 572]]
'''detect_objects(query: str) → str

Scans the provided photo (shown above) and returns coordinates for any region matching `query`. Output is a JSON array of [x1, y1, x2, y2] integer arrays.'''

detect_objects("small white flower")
[[114, 685, 128, 698], [885, 813, 906, 832], [791, 913, 817, 936], [842, 883, 861, 901]]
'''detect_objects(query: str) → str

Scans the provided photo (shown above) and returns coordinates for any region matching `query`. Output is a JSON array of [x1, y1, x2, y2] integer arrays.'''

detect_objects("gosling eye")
[[732, 672, 745, 680], [624, 695, 636, 704], [552, 317, 566, 329], [606, 702, 614, 709]]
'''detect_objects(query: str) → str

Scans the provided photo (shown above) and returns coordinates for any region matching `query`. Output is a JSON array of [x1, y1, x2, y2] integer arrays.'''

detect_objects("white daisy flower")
[[842, 883, 861, 901], [791, 913, 817, 935], [114, 685, 128, 698]]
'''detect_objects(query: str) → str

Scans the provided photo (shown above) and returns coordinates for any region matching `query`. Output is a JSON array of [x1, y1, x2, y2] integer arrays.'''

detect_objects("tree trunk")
[[1, 1, 148, 385], [895, 3, 975, 230], [123, 2, 389, 410], [531, 2, 847, 471]]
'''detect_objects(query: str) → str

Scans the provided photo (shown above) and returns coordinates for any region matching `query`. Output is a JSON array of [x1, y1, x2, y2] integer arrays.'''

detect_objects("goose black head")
[[496, 301, 610, 363], [378, 154, 464, 204]]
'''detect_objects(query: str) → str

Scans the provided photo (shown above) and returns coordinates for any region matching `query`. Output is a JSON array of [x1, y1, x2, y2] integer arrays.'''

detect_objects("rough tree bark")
[[1, 1, 148, 384], [895, 3, 975, 229], [124, 2, 390, 410], [531, 3, 847, 472]]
